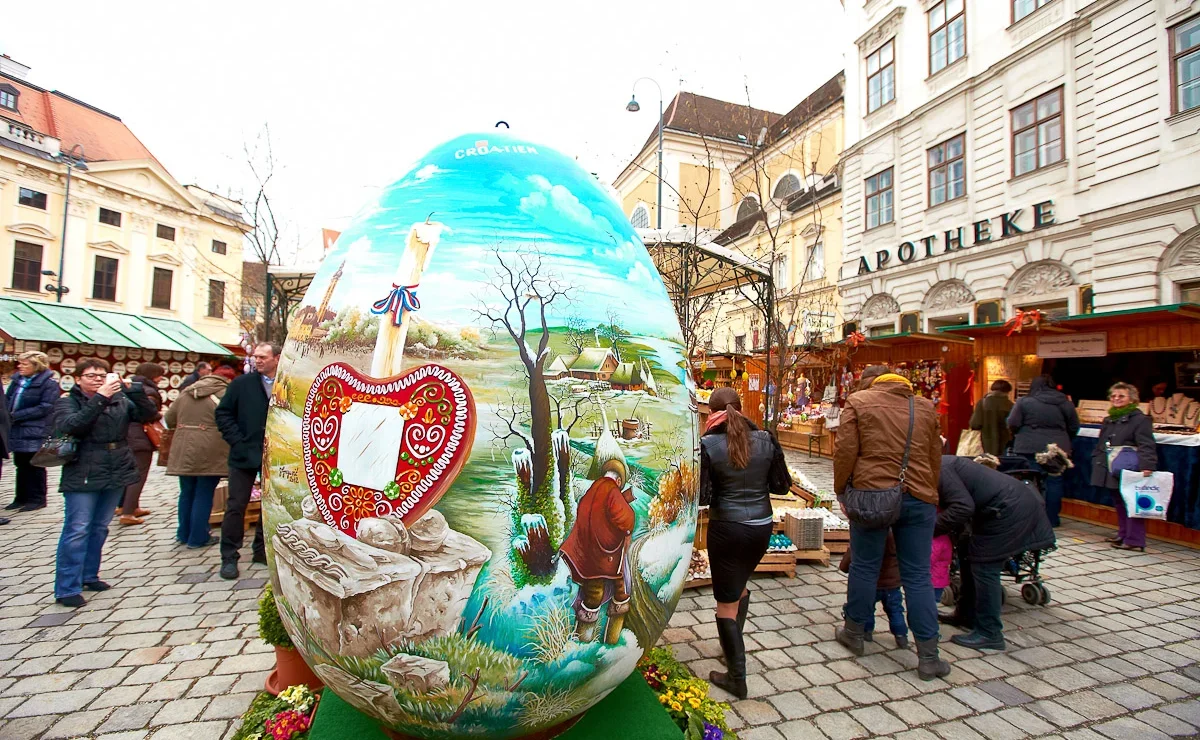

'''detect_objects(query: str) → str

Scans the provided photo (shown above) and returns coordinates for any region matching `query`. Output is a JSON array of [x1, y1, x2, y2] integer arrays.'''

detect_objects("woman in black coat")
[[1007, 375, 1080, 527], [52, 358, 157, 608], [6, 352, 61, 511], [936, 455, 1055, 651], [120, 363, 165, 525], [1091, 382, 1157, 552]]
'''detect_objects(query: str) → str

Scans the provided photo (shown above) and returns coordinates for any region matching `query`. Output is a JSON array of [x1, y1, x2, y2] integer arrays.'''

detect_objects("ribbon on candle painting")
[[1004, 308, 1045, 337], [371, 284, 421, 326]]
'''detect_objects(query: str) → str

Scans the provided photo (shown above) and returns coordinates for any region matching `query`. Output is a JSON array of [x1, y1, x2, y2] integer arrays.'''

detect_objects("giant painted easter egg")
[[264, 133, 699, 739]]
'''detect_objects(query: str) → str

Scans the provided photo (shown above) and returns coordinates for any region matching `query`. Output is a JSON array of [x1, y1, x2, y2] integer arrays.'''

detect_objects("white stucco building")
[[838, 0, 1200, 335]]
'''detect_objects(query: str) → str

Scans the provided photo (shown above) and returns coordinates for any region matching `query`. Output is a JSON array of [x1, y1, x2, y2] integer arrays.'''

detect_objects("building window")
[[212, 239, 228, 255], [734, 334, 746, 354], [630, 205, 649, 229], [1173, 15, 1200, 114], [773, 174, 801, 200], [11, 241, 42, 293], [1013, 0, 1053, 23], [208, 280, 225, 318], [156, 224, 176, 241], [151, 267, 173, 310], [928, 134, 966, 206], [867, 40, 896, 113], [808, 240, 826, 280], [929, 0, 966, 75], [1180, 281, 1200, 304], [865, 168, 894, 229], [0, 88, 16, 111], [869, 325, 893, 337], [18, 188, 47, 210], [774, 255, 790, 291], [93, 256, 118, 301], [1012, 88, 1064, 176], [1018, 300, 1069, 320], [99, 208, 122, 227], [736, 196, 761, 222]]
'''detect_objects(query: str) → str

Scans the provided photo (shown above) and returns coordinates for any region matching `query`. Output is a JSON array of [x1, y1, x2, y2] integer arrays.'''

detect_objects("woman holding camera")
[[53, 358, 157, 608]]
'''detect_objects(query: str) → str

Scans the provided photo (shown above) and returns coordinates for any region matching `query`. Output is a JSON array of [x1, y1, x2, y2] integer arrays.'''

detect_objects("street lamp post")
[[626, 78, 664, 229], [54, 144, 85, 303]]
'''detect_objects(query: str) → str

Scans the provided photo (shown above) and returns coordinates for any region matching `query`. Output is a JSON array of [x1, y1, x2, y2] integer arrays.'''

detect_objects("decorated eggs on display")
[[263, 134, 698, 738]]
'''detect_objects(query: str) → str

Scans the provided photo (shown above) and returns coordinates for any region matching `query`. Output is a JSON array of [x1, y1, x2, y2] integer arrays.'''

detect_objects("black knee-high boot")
[[736, 590, 750, 631], [710, 617, 747, 699]]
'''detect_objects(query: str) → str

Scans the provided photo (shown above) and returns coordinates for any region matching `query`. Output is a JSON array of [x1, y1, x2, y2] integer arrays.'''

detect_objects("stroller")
[[942, 455, 1054, 607]]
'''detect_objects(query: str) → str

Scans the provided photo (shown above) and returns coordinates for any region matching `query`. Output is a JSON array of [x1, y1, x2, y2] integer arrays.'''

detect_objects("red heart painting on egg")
[[300, 362, 476, 536]]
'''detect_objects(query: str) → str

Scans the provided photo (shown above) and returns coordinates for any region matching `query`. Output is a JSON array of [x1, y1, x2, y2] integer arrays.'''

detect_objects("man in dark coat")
[[936, 455, 1056, 650], [970, 380, 1014, 456], [214, 343, 279, 580], [1007, 375, 1080, 526], [179, 361, 212, 392]]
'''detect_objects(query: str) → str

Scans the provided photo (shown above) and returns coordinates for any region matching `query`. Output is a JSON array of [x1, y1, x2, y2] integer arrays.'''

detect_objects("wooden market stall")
[[941, 304, 1200, 546], [839, 332, 976, 451]]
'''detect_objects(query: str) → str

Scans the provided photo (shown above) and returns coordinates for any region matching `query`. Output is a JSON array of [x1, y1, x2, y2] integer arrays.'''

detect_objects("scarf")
[[704, 410, 729, 434], [1106, 403, 1139, 421], [871, 373, 913, 388]]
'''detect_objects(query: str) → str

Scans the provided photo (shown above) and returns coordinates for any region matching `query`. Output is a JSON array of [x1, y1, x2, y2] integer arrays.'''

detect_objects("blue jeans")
[[959, 556, 1005, 639], [55, 488, 123, 598], [1020, 453, 1062, 526], [846, 493, 939, 642], [864, 587, 907, 637], [177, 476, 219, 547]]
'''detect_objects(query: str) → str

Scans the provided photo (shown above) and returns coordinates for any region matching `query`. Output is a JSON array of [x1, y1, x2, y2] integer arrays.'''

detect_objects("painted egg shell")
[[264, 133, 698, 739]]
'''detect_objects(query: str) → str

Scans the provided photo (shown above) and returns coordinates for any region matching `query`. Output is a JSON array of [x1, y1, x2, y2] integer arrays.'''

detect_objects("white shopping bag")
[[1119, 470, 1174, 520]]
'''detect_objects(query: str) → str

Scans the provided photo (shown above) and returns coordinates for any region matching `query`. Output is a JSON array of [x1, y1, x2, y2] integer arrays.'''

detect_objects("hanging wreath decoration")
[[1004, 309, 1046, 336]]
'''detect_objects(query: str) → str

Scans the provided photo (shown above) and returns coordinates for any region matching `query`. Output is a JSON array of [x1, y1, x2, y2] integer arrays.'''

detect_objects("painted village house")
[[544, 347, 620, 382], [838, 0, 1200, 336], [0, 55, 248, 348]]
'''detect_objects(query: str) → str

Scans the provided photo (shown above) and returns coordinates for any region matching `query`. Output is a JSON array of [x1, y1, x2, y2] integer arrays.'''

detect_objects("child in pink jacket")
[[931, 534, 953, 603]]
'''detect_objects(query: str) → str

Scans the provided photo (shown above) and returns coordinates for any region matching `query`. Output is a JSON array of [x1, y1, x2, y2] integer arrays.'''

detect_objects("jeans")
[[221, 467, 265, 564], [1111, 489, 1147, 547], [845, 493, 939, 642], [864, 587, 907, 637], [934, 587, 944, 603], [55, 488, 123, 598], [1020, 453, 1062, 526], [959, 556, 1005, 639], [177, 476, 220, 547]]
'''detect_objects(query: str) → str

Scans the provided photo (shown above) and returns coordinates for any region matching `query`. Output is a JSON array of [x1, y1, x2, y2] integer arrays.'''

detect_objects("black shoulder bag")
[[840, 395, 913, 530]]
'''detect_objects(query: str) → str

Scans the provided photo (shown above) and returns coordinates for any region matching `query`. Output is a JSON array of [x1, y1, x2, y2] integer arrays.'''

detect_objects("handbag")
[[156, 428, 175, 467], [1106, 444, 1140, 475], [31, 433, 78, 467], [144, 420, 165, 449], [956, 429, 984, 457], [1119, 469, 1174, 520], [840, 395, 914, 530]]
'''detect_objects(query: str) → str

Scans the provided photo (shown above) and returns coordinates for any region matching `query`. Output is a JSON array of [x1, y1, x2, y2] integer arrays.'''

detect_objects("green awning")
[[89, 310, 186, 351], [138, 316, 234, 356], [28, 303, 137, 347], [0, 298, 80, 343]]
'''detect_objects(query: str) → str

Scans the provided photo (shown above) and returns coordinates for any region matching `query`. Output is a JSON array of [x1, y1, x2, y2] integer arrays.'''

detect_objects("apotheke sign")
[[857, 200, 1056, 274]]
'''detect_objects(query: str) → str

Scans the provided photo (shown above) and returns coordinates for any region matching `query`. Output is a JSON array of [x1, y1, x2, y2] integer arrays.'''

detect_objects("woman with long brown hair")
[[700, 387, 791, 699]]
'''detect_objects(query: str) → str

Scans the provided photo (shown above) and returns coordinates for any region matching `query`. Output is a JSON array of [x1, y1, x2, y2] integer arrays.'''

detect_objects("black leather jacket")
[[700, 422, 791, 522]]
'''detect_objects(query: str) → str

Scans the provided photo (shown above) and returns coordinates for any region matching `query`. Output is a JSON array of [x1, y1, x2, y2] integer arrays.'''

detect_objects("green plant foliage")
[[638, 646, 738, 739], [231, 691, 296, 740], [258, 585, 294, 650]]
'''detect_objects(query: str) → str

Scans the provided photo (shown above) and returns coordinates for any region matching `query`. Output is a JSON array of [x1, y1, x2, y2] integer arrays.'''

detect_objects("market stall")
[[0, 297, 235, 410], [837, 332, 975, 451], [941, 304, 1200, 544]]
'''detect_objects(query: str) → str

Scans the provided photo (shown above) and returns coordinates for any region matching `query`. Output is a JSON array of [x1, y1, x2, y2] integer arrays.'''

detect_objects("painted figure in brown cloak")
[[559, 431, 634, 644]]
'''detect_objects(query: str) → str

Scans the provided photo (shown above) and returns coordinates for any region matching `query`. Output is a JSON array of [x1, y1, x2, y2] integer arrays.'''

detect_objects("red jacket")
[[560, 476, 635, 581]]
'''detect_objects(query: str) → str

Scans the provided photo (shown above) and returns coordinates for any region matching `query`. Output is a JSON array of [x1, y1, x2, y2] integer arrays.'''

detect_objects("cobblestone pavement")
[[1, 462, 1198, 739]]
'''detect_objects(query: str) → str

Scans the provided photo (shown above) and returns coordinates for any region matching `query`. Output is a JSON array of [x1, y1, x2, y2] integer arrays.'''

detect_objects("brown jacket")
[[838, 531, 901, 589], [559, 476, 635, 581], [164, 376, 231, 478], [833, 380, 942, 505]]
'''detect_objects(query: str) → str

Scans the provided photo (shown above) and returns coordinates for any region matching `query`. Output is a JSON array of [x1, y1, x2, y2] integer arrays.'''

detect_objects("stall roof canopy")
[[937, 304, 1200, 338], [838, 331, 974, 347], [0, 298, 232, 355]]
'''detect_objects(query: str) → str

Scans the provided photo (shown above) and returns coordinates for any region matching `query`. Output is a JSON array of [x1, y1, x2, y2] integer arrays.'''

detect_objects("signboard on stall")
[[802, 311, 836, 342], [748, 374, 761, 392], [1037, 332, 1108, 358]]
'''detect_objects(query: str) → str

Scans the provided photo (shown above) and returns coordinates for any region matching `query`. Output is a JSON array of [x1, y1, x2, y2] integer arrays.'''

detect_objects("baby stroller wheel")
[[1037, 584, 1051, 605], [1021, 583, 1041, 605], [942, 583, 959, 607]]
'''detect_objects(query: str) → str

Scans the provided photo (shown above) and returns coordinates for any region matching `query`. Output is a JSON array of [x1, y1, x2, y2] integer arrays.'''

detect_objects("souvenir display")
[[128, 348, 142, 360], [263, 133, 697, 739], [167, 389, 180, 402], [113, 362, 126, 376], [187, 352, 200, 362], [59, 375, 74, 391], [60, 358, 76, 375], [112, 347, 127, 360], [96, 345, 111, 357], [168, 375, 182, 388], [1149, 392, 1200, 428], [79, 344, 96, 356], [169, 361, 183, 374], [47, 348, 63, 363], [63, 343, 78, 356], [172, 350, 186, 361], [158, 350, 172, 361], [183, 361, 196, 373]]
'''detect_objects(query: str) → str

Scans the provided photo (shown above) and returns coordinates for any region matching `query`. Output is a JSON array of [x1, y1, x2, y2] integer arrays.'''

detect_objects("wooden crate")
[[824, 529, 849, 555], [755, 552, 796, 579], [208, 482, 262, 526], [795, 547, 831, 567]]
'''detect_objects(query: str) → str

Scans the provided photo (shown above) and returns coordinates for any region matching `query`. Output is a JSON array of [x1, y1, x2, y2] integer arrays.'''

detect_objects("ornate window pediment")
[[1008, 260, 1075, 298], [856, 6, 905, 51], [147, 252, 182, 266], [924, 280, 975, 311], [6, 223, 54, 240], [862, 293, 901, 319], [88, 240, 129, 255]]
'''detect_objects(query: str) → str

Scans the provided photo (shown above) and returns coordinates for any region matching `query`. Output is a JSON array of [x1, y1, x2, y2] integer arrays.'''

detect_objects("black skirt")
[[707, 519, 774, 603]]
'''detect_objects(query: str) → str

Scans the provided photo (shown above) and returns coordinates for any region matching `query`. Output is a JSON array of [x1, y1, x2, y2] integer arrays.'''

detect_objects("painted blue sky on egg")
[[305, 132, 681, 340]]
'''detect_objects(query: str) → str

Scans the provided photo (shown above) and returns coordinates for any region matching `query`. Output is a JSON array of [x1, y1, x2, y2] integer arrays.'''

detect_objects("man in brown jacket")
[[833, 366, 950, 680]]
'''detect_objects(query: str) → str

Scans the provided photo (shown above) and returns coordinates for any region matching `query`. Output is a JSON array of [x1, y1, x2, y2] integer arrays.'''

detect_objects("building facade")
[[838, 0, 1200, 335], [0, 59, 248, 345]]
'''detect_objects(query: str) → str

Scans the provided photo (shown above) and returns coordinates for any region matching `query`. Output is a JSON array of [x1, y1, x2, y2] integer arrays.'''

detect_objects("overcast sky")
[[4, 0, 845, 262]]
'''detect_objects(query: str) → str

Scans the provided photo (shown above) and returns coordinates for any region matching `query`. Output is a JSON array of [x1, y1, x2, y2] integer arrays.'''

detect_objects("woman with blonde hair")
[[700, 387, 791, 699], [1092, 382, 1157, 552], [5, 351, 60, 511]]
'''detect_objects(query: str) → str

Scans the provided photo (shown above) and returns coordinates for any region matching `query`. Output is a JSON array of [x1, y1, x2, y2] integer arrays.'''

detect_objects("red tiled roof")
[[760, 73, 845, 150], [0, 72, 160, 166], [638, 92, 783, 153]]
